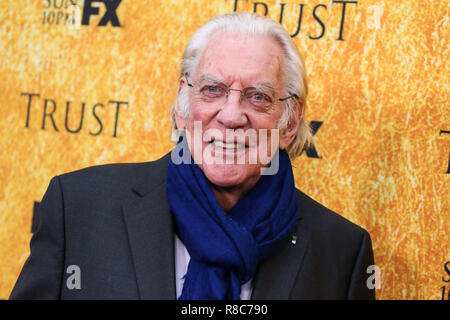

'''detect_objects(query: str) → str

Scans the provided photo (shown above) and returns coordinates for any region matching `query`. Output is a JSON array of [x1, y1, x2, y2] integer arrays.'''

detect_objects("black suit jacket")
[[10, 153, 375, 299]]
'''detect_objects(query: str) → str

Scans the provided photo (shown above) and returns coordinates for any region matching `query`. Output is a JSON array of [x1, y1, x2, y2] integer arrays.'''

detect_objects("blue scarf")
[[166, 136, 298, 300]]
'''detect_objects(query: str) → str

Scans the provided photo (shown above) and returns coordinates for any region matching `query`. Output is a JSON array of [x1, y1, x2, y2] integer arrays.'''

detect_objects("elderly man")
[[10, 12, 374, 300]]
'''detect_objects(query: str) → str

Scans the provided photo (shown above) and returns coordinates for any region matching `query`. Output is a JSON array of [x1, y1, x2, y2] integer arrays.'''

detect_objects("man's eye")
[[201, 86, 225, 98], [247, 91, 272, 105], [253, 93, 265, 101]]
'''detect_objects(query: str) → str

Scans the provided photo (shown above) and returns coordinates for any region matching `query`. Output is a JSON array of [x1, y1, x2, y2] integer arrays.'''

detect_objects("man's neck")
[[209, 176, 261, 213]]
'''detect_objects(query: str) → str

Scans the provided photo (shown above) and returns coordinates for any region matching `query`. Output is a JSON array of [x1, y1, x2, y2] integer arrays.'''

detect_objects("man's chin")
[[200, 163, 259, 189]]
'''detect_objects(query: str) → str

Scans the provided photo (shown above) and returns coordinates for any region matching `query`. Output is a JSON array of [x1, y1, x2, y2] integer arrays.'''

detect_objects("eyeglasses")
[[184, 73, 298, 111]]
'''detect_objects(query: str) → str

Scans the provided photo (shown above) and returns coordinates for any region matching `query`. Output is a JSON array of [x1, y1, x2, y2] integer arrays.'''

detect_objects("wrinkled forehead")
[[194, 31, 285, 89]]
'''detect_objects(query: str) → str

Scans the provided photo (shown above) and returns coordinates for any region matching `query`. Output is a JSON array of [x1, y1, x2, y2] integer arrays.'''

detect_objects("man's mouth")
[[211, 140, 247, 150]]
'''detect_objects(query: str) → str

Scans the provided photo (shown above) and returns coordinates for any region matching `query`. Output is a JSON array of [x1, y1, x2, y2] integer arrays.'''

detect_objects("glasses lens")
[[199, 84, 229, 102], [200, 85, 227, 99], [244, 89, 273, 108]]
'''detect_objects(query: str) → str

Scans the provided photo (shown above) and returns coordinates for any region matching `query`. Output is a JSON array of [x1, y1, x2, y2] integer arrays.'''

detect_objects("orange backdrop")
[[0, 0, 449, 299]]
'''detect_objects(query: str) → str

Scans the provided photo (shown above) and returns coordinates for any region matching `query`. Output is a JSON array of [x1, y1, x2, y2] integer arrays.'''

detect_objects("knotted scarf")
[[166, 136, 298, 300]]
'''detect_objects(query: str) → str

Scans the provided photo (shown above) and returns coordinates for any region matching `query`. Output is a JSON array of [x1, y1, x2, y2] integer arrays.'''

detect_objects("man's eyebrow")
[[198, 73, 276, 92], [198, 73, 225, 84], [251, 82, 276, 92]]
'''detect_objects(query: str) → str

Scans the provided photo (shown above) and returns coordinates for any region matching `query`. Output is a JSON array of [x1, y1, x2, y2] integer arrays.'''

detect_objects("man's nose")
[[216, 90, 248, 129]]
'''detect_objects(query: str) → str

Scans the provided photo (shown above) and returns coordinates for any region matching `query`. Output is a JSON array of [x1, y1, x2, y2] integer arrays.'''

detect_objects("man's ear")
[[279, 104, 302, 150], [177, 77, 187, 95], [174, 78, 188, 130]]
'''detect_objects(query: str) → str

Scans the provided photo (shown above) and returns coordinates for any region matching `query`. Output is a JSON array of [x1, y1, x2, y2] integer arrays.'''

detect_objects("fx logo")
[[81, 0, 123, 27], [299, 121, 323, 158]]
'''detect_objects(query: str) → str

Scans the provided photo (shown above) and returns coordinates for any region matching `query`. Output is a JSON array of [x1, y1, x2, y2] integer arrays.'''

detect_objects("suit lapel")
[[122, 155, 176, 300], [251, 216, 310, 300]]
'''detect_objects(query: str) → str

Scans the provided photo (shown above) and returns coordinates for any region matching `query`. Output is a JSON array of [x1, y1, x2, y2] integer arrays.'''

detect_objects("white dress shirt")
[[174, 234, 253, 300]]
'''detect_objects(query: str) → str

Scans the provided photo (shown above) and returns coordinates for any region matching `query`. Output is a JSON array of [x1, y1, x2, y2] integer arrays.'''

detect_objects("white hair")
[[171, 12, 312, 158]]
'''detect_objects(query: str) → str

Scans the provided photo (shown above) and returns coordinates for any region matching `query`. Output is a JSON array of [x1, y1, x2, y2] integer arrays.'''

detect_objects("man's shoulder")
[[57, 152, 171, 195], [295, 189, 369, 240]]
